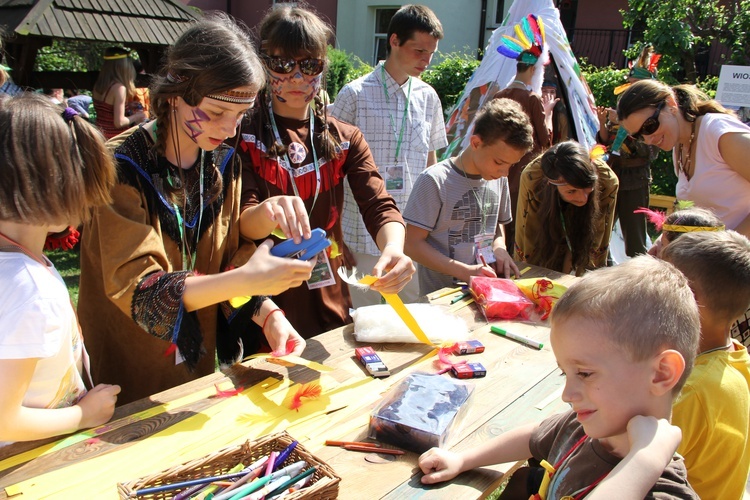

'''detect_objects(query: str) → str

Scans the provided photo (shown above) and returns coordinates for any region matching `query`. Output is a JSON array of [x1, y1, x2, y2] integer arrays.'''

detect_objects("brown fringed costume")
[[514, 157, 619, 275], [79, 127, 263, 404]]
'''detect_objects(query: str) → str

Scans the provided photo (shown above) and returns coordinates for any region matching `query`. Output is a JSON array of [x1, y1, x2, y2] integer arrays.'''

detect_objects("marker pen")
[[490, 326, 543, 350]]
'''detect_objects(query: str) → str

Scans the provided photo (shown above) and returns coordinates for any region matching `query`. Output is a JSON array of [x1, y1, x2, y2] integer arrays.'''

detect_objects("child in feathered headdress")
[[596, 44, 661, 257], [493, 13, 558, 252]]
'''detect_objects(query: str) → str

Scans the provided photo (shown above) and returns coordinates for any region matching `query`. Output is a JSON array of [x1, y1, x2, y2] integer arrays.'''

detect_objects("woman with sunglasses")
[[618, 80, 750, 238], [237, 5, 415, 339], [514, 141, 619, 276], [79, 14, 313, 404]]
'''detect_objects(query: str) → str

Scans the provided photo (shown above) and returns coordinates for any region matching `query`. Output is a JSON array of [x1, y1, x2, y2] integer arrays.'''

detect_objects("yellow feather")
[[514, 24, 531, 49]]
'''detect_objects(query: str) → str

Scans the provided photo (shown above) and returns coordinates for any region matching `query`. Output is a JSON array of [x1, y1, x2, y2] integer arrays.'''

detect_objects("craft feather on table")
[[289, 382, 322, 411]]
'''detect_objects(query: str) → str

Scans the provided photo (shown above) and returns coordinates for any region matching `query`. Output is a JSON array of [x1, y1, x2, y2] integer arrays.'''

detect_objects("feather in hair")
[[289, 382, 322, 412], [521, 16, 535, 49], [648, 54, 662, 73], [514, 24, 531, 48], [537, 16, 546, 47], [501, 35, 525, 54], [589, 144, 607, 161], [498, 44, 521, 60], [634, 207, 667, 231]]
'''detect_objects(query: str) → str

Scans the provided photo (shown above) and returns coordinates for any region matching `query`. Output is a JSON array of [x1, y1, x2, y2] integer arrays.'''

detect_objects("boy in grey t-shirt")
[[403, 98, 534, 297]]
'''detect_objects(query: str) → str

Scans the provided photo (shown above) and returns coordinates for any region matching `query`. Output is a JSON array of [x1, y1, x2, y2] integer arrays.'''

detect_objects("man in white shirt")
[[331, 4, 448, 305]]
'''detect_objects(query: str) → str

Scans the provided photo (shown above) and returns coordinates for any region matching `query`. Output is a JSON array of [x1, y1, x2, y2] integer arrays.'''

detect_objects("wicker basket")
[[117, 431, 340, 499]]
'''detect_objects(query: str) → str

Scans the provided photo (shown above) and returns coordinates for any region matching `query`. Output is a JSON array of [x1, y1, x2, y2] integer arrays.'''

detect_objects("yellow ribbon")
[[357, 275, 434, 346]]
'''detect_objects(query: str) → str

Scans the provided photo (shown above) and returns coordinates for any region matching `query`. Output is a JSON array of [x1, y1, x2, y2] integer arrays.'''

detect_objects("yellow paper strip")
[[246, 353, 334, 372], [358, 275, 433, 346]]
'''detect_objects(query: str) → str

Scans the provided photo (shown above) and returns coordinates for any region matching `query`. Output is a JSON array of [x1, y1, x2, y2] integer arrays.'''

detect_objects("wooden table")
[[0, 264, 576, 499]]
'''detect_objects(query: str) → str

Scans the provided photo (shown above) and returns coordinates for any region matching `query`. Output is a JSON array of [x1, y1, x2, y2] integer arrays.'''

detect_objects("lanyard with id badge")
[[381, 65, 412, 195], [456, 155, 498, 267], [268, 103, 336, 289]]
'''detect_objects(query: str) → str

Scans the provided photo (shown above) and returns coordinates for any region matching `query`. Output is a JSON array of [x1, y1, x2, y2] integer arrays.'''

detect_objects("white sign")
[[715, 65, 750, 108]]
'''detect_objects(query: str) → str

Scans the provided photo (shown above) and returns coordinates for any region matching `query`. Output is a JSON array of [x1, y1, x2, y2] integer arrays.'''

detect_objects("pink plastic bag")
[[469, 276, 536, 320]]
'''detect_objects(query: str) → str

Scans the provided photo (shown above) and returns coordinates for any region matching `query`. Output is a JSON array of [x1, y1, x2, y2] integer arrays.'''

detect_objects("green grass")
[[46, 247, 81, 306]]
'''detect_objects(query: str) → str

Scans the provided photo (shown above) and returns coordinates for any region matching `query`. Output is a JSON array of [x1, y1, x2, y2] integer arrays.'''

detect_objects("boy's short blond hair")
[[662, 230, 750, 322], [551, 256, 699, 393]]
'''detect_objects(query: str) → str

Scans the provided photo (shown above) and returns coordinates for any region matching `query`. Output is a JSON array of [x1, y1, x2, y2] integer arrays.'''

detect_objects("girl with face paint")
[[79, 13, 314, 405], [238, 5, 415, 339]]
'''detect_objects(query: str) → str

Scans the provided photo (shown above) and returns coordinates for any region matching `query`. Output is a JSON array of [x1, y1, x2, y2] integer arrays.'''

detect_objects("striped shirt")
[[403, 159, 511, 295]]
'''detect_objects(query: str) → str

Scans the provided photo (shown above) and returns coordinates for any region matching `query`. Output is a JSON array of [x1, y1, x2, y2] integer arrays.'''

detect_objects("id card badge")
[[307, 251, 336, 290], [384, 163, 405, 194], [474, 233, 496, 264]]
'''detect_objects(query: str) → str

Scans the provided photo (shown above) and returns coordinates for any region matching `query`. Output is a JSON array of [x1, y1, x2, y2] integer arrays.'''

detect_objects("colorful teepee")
[[443, 0, 599, 159]]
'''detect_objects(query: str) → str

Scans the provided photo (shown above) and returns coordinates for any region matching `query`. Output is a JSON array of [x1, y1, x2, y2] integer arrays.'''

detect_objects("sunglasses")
[[262, 55, 326, 76], [631, 101, 665, 141]]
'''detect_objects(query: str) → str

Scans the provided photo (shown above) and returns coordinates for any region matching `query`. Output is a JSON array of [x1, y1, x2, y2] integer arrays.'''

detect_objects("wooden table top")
[[0, 264, 576, 499]]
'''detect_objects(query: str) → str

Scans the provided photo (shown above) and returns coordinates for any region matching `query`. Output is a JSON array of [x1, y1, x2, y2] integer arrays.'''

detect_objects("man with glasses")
[[330, 4, 447, 306]]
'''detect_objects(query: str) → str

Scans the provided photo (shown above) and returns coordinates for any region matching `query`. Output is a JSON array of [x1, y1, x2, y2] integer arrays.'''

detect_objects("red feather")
[[435, 345, 466, 373], [289, 382, 322, 411], [214, 383, 244, 398], [44, 226, 80, 251], [271, 339, 295, 357], [163, 343, 177, 357], [634, 207, 667, 231], [648, 54, 662, 73]]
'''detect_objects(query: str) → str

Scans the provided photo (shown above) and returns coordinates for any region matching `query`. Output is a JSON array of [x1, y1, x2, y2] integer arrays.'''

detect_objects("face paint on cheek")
[[185, 107, 211, 142], [305, 74, 323, 103], [269, 75, 288, 103]]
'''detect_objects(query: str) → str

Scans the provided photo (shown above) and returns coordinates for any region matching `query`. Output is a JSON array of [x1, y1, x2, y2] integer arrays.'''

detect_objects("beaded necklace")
[[677, 120, 696, 181]]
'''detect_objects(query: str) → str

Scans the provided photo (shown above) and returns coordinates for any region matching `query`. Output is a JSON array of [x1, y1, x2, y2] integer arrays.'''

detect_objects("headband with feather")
[[497, 14, 546, 65]]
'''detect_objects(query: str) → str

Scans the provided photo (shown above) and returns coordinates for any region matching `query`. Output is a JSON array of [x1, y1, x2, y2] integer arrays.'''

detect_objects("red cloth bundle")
[[469, 276, 536, 321]]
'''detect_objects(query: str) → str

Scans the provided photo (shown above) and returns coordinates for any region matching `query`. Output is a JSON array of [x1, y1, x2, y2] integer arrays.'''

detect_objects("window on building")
[[494, 0, 506, 25], [373, 8, 398, 65]]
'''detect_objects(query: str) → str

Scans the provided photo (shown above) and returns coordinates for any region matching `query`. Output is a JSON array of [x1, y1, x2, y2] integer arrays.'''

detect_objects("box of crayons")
[[117, 431, 340, 499]]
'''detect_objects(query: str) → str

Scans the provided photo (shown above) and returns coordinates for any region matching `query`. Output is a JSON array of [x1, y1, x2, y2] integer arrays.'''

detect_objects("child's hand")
[[263, 309, 306, 356], [418, 447, 464, 484], [77, 384, 121, 429], [626, 415, 681, 464]]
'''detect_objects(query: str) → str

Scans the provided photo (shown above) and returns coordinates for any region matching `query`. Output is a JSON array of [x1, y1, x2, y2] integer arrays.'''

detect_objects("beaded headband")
[[103, 52, 130, 60], [662, 224, 726, 233], [205, 90, 257, 105]]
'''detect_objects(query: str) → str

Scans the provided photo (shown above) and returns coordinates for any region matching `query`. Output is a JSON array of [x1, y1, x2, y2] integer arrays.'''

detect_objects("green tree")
[[622, 0, 750, 83], [35, 40, 112, 72], [421, 51, 481, 112], [326, 46, 372, 100]]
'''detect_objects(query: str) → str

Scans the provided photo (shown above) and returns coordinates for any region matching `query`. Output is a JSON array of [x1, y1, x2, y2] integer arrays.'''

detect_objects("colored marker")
[[267, 467, 317, 497], [490, 326, 543, 350], [325, 440, 381, 448], [225, 474, 273, 500], [479, 254, 488, 267], [273, 441, 298, 470], [135, 463, 245, 497], [450, 290, 472, 304]]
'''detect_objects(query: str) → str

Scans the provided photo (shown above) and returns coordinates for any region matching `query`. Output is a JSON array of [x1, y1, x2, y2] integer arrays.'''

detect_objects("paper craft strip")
[[356, 275, 434, 346]]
